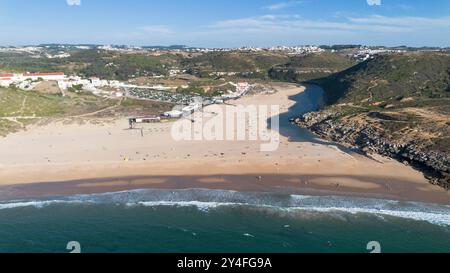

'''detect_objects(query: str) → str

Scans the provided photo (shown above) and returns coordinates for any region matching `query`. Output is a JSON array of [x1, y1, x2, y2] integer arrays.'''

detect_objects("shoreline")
[[0, 83, 448, 205], [1, 163, 450, 205]]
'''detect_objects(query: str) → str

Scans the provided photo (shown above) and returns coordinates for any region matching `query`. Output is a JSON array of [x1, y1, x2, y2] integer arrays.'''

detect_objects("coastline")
[[0, 83, 448, 205], [2, 171, 450, 205], [2, 186, 450, 253]]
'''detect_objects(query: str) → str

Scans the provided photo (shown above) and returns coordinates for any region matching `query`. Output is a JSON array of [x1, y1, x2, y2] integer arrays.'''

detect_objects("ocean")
[[0, 188, 449, 253]]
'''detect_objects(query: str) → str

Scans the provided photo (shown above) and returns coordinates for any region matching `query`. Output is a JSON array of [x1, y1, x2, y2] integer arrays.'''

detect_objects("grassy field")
[[0, 87, 173, 136]]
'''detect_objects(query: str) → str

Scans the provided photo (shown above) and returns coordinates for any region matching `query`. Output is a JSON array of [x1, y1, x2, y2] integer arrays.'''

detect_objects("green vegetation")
[[311, 52, 450, 105], [182, 51, 289, 79], [308, 52, 450, 153], [0, 119, 20, 137], [0, 52, 66, 73], [0, 87, 66, 117], [78, 52, 179, 80], [0, 49, 355, 86], [268, 52, 356, 82], [0, 50, 180, 81], [0, 87, 172, 136], [67, 84, 83, 93], [176, 85, 206, 96]]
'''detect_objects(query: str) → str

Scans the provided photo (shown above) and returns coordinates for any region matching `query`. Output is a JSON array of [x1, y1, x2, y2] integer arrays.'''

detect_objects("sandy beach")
[[0, 83, 449, 204]]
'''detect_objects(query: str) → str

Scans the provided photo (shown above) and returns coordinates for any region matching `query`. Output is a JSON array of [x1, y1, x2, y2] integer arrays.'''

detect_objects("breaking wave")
[[1, 188, 450, 226]]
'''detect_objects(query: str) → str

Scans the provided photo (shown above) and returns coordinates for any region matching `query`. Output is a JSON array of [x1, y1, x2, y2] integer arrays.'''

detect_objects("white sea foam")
[[130, 201, 244, 212], [129, 200, 450, 226], [1, 189, 450, 226], [285, 206, 450, 226], [0, 200, 85, 210]]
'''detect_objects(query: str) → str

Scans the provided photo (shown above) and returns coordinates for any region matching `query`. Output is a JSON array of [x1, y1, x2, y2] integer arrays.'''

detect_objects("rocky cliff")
[[293, 109, 449, 190]]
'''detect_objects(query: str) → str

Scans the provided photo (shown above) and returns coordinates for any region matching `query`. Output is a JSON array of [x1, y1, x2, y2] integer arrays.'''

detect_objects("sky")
[[0, 0, 449, 47]]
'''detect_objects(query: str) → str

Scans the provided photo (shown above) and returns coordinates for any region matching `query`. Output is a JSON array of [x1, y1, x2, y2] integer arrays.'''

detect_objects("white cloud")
[[123, 13, 449, 48], [210, 14, 411, 33], [348, 15, 450, 27], [264, 1, 304, 11], [367, 0, 381, 6], [67, 0, 81, 6]]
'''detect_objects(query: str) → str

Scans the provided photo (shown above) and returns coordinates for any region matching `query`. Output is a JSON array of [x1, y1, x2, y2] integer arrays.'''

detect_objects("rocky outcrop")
[[292, 111, 450, 190]]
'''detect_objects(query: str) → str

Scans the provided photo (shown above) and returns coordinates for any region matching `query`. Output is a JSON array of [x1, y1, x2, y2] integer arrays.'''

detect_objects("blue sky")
[[0, 0, 449, 47]]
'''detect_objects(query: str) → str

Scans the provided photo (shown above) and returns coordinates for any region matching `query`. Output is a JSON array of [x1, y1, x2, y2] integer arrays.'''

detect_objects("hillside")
[[74, 50, 179, 80], [269, 52, 356, 82], [0, 87, 173, 136], [181, 51, 290, 78], [0, 52, 65, 73], [295, 52, 450, 189], [312, 52, 449, 105]]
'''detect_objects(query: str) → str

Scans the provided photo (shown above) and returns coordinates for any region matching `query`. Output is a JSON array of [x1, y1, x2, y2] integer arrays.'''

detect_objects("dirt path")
[[19, 96, 27, 114], [70, 98, 123, 118], [402, 107, 450, 121]]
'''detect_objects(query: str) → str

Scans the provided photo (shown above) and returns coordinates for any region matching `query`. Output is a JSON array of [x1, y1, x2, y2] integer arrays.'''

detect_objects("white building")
[[21, 72, 66, 81], [0, 73, 14, 87], [0, 72, 65, 88], [163, 110, 183, 118]]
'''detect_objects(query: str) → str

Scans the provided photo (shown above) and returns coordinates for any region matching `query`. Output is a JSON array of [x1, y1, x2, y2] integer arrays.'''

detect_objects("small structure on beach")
[[128, 116, 161, 129], [163, 110, 183, 119]]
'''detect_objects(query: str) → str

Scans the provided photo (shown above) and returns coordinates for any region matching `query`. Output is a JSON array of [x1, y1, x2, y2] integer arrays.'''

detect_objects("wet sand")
[[2, 173, 450, 205]]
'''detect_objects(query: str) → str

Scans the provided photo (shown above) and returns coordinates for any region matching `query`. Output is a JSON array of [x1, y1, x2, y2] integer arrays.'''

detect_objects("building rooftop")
[[23, 72, 65, 76]]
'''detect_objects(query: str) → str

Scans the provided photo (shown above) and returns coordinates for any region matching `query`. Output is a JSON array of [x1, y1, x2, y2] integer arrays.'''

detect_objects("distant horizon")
[[1, 43, 449, 49]]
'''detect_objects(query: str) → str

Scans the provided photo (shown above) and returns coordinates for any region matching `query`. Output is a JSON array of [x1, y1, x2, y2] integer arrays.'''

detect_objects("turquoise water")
[[0, 189, 449, 253]]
